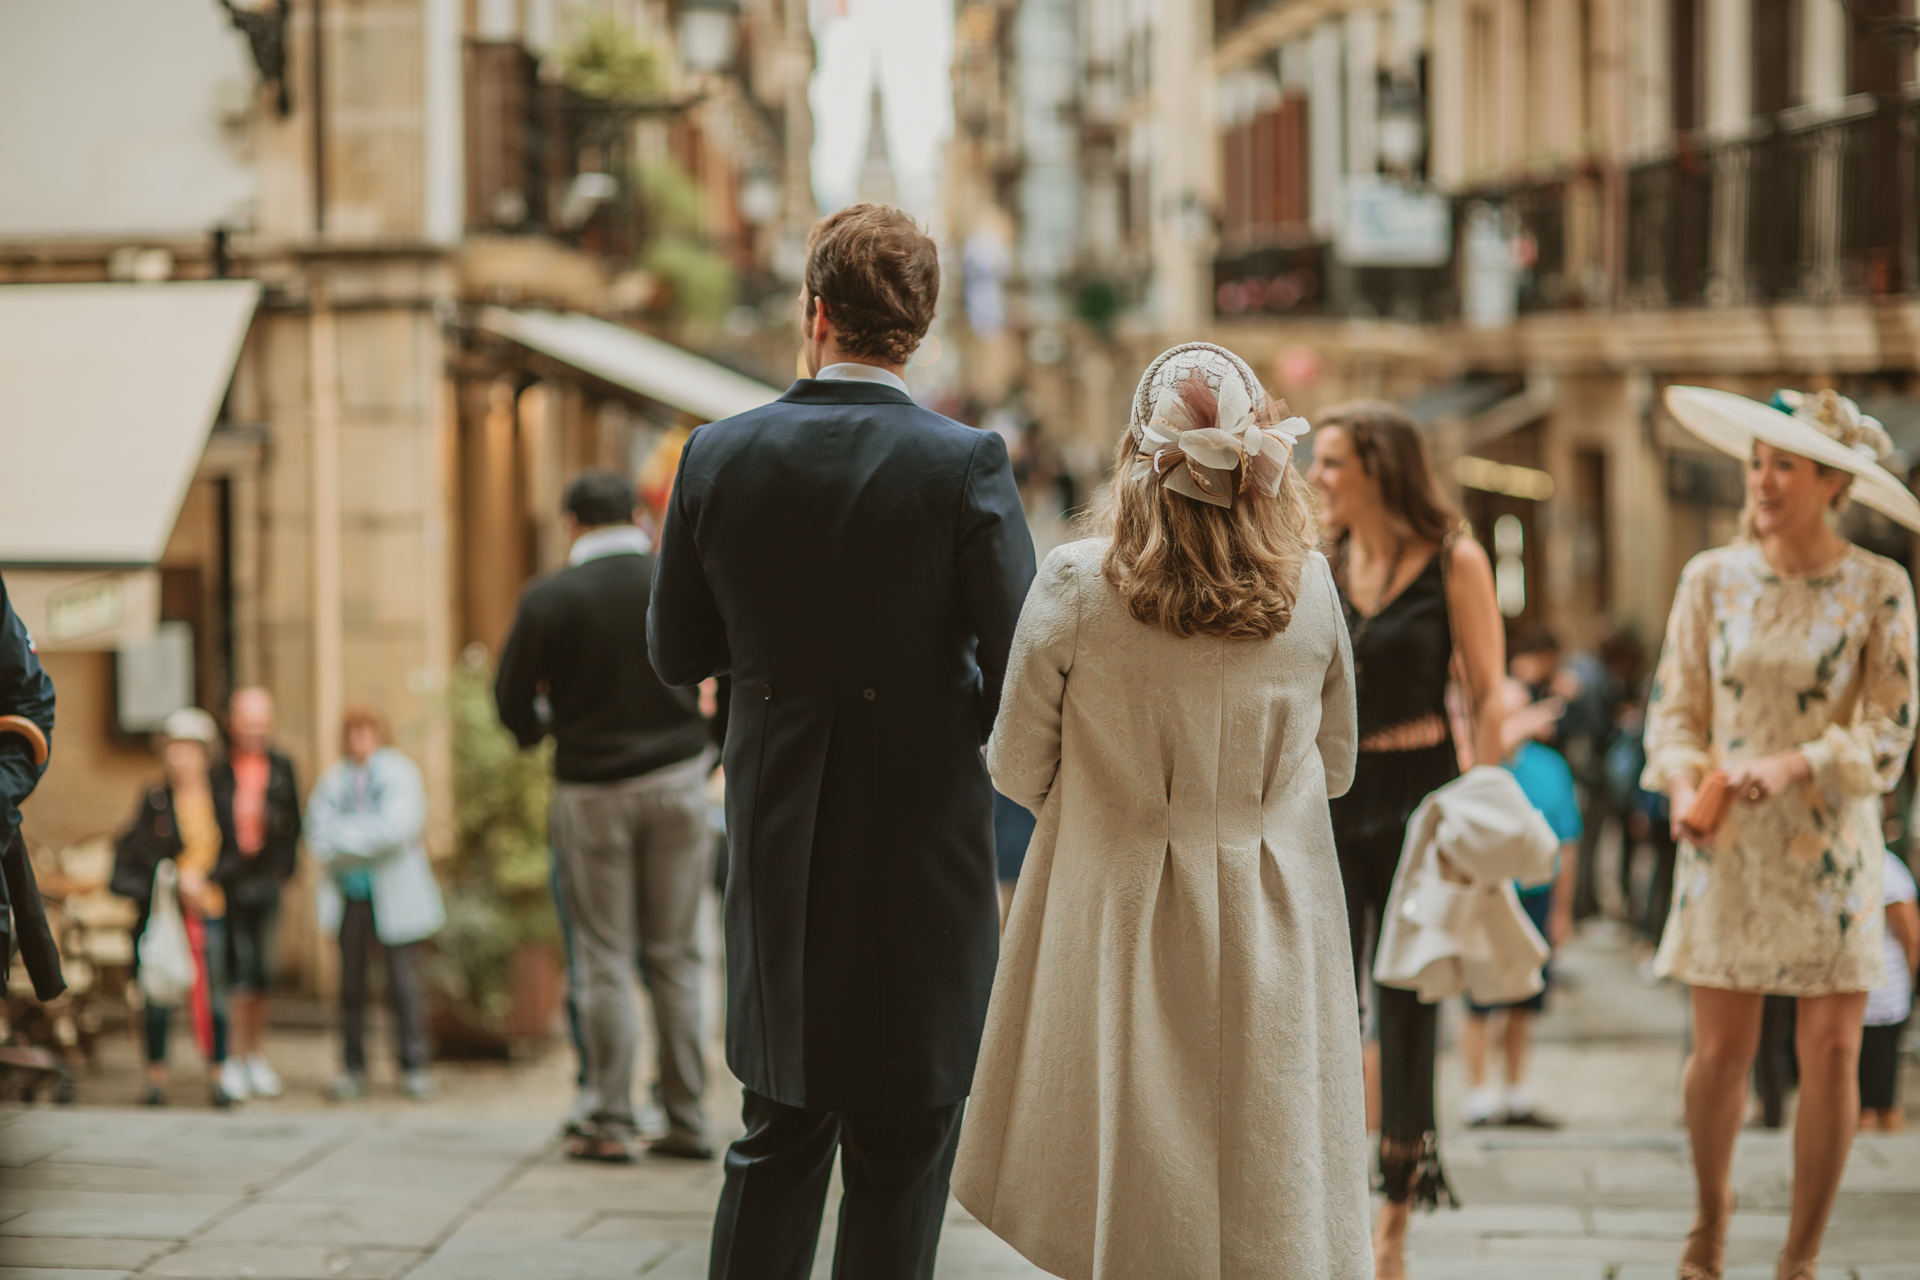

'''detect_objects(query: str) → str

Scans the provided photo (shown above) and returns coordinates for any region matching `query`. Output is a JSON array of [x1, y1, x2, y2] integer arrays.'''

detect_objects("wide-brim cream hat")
[[1664, 385, 1920, 533]]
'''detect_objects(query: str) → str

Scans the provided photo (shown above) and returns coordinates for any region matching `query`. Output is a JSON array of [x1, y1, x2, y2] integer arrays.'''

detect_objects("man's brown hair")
[[803, 204, 939, 366]]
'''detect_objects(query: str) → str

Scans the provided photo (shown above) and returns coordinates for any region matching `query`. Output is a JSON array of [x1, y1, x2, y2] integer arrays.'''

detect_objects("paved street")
[[5, 1104, 1920, 1278], [1, 926, 1917, 1278]]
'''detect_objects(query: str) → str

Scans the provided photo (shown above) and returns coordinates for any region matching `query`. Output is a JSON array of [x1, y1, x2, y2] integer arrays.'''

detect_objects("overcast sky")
[[809, 0, 954, 221]]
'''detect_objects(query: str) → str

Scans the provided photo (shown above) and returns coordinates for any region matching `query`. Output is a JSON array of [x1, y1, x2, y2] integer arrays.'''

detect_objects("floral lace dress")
[[1643, 542, 1918, 994]]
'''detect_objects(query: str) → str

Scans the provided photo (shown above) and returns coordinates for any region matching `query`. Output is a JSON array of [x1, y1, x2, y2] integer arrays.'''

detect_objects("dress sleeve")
[[985, 545, 1081, 814], [1799, 566, 1918, 799], [1315, 554, 1357, 800], [1642, 558, 1715, 791]]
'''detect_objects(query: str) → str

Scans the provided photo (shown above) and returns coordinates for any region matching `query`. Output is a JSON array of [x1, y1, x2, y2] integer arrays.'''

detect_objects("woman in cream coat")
[[953, 344, 1371, 1279]]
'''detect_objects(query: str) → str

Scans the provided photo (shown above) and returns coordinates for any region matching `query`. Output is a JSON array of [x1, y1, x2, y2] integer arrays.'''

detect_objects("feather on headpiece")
[[1128, 343, 1309, 509]]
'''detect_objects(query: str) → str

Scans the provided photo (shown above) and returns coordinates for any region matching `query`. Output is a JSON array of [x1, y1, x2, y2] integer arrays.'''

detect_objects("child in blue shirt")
[[1461, 678, 1582, 1127]]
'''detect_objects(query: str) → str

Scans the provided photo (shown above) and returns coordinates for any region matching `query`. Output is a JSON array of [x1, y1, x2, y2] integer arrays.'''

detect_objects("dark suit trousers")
[[708, 1089, 964, 1280]]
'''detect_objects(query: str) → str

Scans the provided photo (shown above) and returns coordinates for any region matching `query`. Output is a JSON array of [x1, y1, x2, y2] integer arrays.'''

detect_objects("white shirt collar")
[[814, 362, 910, 396], [569, 524, 652, 566]]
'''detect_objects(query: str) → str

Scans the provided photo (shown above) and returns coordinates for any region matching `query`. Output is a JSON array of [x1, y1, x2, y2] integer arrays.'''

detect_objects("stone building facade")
[[0, 0, 811, 993], [949, 0, 1920, 646]]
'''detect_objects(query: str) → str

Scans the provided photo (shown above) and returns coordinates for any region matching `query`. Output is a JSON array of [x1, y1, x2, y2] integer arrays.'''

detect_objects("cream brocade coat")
[[953, 540, 1373, 1280], [1643, 542, 1919, 995]]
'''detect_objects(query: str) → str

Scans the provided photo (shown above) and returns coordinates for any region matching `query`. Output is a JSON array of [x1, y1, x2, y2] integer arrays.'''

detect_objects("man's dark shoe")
[[1504, 1110, 1562, 1130], [568, 1122, 638, 1163], [647, 1132, 715, 1160]]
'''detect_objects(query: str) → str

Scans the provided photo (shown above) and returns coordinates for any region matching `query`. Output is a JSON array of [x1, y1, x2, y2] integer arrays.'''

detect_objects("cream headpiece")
[[1127, 343, 1309, 509]]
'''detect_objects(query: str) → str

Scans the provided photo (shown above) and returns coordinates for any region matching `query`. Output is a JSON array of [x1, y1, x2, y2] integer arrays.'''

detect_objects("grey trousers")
[[551, 754, 711, 1141]]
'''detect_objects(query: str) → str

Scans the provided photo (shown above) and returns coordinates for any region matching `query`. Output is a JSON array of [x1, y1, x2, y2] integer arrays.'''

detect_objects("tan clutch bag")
[[1684, 768, 1733, 837]]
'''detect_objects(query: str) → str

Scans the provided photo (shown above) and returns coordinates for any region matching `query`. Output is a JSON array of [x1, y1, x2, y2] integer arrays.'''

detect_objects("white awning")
[[0, 280, 260, 567], [478, 306, 783, 423]]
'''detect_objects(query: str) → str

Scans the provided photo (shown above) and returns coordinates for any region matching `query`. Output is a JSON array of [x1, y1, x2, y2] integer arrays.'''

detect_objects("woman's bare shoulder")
[[1445, 532, 1490, 575]]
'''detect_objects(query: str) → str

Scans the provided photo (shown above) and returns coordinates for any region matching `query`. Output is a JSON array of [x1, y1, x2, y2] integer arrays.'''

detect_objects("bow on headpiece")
[[1128, 342, 1309, 509], [1771, 388, 1894, 463]]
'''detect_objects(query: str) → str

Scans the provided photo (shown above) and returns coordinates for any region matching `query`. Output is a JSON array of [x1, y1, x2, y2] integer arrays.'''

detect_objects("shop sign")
[[1336, 176, 1452, 267], [46, 575, 124, 643]]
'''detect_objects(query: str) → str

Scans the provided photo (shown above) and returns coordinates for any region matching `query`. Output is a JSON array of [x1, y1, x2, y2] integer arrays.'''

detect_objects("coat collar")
[[778, 378, 916, 408]]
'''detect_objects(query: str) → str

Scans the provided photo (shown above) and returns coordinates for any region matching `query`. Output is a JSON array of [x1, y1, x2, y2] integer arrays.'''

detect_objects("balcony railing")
[[1212, 96, 1918, 322], [466, 39, 670, 262], [1626, 95, 1912, 305]]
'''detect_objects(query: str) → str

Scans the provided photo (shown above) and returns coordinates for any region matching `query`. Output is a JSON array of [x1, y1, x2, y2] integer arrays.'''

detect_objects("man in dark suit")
[[648, 204, 1036, 1280]]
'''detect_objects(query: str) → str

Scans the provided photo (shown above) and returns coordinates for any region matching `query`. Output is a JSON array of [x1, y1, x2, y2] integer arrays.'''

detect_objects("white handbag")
[[137, 862, 197, 1008]]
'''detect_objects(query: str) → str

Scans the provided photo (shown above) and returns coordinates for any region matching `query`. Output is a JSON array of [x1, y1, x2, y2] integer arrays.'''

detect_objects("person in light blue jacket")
[[306, 702, 444, 1101]]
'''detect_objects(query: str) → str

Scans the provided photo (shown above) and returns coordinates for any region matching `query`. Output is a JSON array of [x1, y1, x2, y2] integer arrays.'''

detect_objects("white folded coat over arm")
[[1373, 764, 1561, 1005]]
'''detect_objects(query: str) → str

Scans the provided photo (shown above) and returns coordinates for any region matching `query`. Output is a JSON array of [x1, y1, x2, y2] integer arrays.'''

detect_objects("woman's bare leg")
[[1363, 1040, 1381, 1131], [1461, 1013, 1491, 1090], [1373, 1200, 1409, 1280], [1684, 987, 1764, 1270], [1782, 991, 1868, 1264]]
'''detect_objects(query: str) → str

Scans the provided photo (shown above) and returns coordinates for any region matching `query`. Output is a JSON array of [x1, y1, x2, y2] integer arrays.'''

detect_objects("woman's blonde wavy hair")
[[1091, 348, 1319, 641]]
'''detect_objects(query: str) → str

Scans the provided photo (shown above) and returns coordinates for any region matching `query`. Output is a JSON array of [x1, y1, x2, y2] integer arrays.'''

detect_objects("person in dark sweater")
[[497, 470, 713, 1161]]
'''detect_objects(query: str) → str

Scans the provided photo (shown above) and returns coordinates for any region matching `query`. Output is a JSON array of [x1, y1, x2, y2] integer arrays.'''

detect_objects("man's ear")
[[808, 295, 830, 342]]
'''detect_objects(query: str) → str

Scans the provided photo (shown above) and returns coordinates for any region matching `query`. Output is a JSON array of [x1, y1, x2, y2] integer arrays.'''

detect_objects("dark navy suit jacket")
[[647, 378, 1036, 1111]]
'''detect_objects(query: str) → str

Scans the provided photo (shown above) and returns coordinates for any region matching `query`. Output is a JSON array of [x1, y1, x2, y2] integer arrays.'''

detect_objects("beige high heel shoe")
[[1678, 1190, 1736, 1279], [1775, 1254, 1817, 1280]]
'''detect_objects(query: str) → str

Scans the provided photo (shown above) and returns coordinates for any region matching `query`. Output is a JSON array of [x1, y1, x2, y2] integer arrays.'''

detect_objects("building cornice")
[[1214, 0, 1391, 72], [1210, 298, 1920, 374]]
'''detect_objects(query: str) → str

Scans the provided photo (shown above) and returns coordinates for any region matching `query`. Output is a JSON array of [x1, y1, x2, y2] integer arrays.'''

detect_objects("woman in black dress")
[[1307, 402, 1506, 1278]]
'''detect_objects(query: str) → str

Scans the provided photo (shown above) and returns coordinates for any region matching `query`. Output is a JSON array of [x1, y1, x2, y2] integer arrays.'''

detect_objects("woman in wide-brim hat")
[[1646, 386, 1920, 1280]]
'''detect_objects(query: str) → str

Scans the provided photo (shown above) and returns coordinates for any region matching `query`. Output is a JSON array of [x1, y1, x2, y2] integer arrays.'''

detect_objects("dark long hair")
[[1317, 400, 1459, 543]]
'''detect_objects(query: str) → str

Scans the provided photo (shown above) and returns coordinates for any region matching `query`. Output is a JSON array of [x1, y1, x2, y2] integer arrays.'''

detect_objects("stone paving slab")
[[1398, 1260, 1607, 1279], [403, 1236, 683, 1280], [193, 1200, 477, 1250], [140, 1246, 419, 1280], [574, 1214, 718, 1245], [0, 1240, 171, 1271], [8, 1107, 1920, 1278]]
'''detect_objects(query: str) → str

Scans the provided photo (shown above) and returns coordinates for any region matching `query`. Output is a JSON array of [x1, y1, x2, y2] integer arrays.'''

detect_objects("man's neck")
[[807, 344, 907, 384], [812, 361, 910, 395], [569, 523, 651, 565]]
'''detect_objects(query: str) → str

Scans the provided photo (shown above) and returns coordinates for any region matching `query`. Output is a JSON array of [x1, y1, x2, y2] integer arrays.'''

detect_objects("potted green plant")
[[425, 648, 563, 1056]]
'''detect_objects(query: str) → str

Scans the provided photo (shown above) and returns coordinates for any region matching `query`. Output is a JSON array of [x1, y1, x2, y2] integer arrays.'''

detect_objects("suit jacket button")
[[762, 684, 773, 700], [862, 688, 876, 701]]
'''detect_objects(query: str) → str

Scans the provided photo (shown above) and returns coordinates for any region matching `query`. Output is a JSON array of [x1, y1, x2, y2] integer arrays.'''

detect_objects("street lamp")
[[677, 0, 740, 75]]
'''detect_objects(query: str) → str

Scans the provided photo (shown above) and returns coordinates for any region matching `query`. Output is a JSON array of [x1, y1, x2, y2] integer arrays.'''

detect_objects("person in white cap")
[[109, 707, 240, 1108], [1646, 386, 1920, 1280]]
